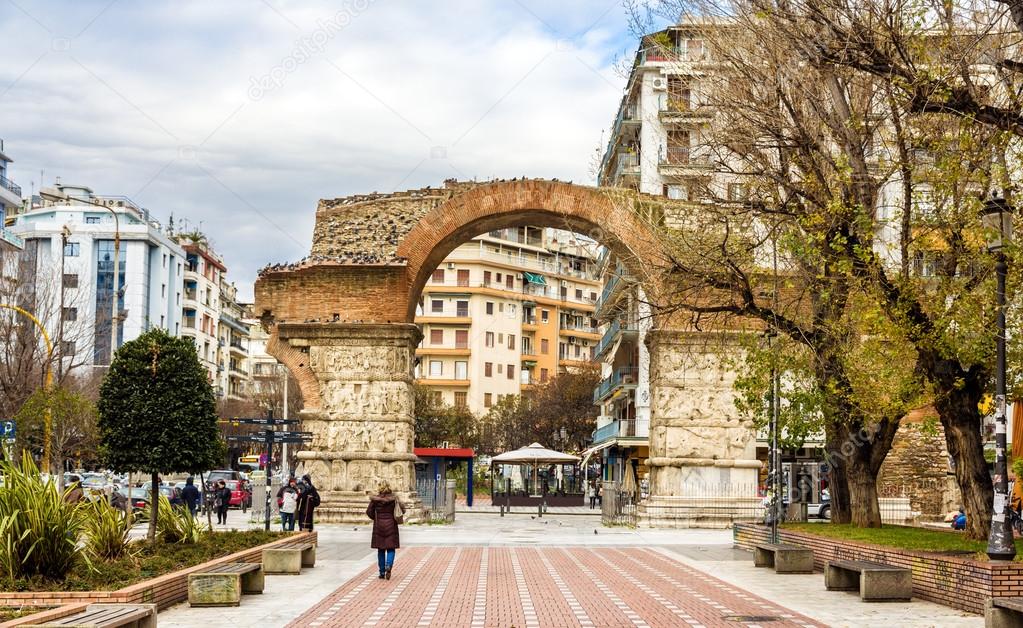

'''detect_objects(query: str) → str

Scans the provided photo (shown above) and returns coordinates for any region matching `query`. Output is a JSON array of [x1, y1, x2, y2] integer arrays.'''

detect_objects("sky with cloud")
[[0, 0, 666, 299]]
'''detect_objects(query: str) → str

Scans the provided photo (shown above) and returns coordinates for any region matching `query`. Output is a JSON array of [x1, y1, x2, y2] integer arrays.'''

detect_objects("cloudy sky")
[[0, 0, 665, 299]]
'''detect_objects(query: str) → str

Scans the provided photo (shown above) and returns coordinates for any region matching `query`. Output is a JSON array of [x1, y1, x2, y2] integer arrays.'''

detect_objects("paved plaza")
[[156, 513, 985, 628]]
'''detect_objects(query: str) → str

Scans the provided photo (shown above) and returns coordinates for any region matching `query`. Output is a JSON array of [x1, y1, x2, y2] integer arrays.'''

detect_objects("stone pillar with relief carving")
[[278, 323, 423, 524], [637, 330, 762, 528]]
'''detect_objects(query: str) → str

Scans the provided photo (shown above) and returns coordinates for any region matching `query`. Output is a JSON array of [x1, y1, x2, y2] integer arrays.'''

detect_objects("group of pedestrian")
[[276, 474, 320, 531], [586, 479, 602, 509]]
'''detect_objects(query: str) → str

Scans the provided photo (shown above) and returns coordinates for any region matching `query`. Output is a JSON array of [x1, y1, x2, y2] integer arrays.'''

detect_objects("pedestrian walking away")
[[297, 474, 320, 531], [277, 476, 299, 531], [366, 481, 402, 580], [215, 480, 231, 525], [181, 476, 201, 517]]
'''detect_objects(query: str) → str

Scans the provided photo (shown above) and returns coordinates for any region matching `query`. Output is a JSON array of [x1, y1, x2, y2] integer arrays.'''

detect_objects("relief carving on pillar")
[[309, 345, 412, 379], [320, 382, 413, 419]]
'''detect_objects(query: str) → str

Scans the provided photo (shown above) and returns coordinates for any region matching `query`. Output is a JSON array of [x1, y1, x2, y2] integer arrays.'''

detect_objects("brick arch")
[[397, 180, 670, 322], [265, 329, 321, 411]]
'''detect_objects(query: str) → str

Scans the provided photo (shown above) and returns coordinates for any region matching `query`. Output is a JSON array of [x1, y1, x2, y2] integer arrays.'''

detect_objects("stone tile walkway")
[[287, 547, 824, 628]]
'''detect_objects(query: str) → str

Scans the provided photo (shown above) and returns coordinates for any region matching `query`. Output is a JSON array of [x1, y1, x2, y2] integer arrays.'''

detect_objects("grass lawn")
[[0, 606, 55, 621], [3, 529, 285, 592], [783, 522, 1023, 559]]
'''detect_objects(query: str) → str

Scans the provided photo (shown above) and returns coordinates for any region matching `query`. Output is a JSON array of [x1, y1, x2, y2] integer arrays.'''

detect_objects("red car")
[[225, 480, 252, 510]]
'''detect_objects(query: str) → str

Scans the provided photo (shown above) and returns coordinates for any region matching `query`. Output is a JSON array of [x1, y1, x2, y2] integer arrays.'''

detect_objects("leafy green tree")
[[412, 385, 477, 448], [97, 329, 223, 541], [14, 385, 98, 479]]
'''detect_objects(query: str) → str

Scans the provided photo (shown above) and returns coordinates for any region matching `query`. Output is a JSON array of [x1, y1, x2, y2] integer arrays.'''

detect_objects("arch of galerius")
[[253, 179, 761, 525]]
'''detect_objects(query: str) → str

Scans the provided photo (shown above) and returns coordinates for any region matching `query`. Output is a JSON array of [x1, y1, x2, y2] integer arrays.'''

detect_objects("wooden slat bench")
[[188, 562, 264, 607], [986, 597, 1023, 627], [263, 538, 316, 575], [24, 603, 157, 628], [825, 559, 912, 602], [752, 543, 814, 574]]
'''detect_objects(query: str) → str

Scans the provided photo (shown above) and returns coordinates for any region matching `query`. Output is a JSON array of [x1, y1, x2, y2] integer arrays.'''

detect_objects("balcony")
[[658, 95, 713, 124], [522, 314, 537, 325], [658, 146, 714, 177], [595, 319, 639, 360], [560, 321, 598, 335], [184, 288, 197, 302], [593, 366, 640, 403], [592, 417, 649, 444], [415, 377, 470, 387], [0, 228, 23, 249], [594, 272, 628, 317], [613, 152, 640, 181]]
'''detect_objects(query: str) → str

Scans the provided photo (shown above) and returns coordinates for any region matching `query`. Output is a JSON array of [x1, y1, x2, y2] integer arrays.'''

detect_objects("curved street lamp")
[[0, 304, 54, 473], [980, 192, 1016, 561]]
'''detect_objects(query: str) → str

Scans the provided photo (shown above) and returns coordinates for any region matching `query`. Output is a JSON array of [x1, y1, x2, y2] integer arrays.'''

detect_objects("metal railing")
[[593, 366, 640, 402], [602, 481, 638, 526], [522, 315, 537, 325], [417, 478, 456, 523], [658, 146, 712, 167], [0, 228, 24, 248], [0, 174, 21, 197], [456, 307, 469, 317]]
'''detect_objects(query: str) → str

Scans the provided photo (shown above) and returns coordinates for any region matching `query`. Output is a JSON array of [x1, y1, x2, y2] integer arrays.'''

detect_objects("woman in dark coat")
[[366, 481, 401, 580], [297, 474, 320, 531]]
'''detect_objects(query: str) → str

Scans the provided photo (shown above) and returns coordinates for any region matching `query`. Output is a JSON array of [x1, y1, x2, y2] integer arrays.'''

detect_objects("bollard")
[[538, 502, 543, 518], [500, 503, 505, 517]]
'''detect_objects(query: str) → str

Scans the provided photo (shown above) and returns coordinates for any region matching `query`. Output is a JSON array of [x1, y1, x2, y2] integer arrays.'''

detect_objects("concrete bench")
[[752, 542, 814, 573], [25, 603, 157, 628], [188, 562, 264, 607], [986, 597, 1023, 627], [263, 538, 316, 574], [825, 559, 912, 602]]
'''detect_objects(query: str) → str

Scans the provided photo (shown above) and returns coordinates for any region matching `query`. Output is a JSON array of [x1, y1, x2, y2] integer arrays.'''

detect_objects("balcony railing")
[[184, 289, 197, 301], [593, 418, 647, 444], [595, 319, 638, 358], [0, 174, 21, 197], [522, 314, 537, 325], [658, 146, 712, 167], [456, 307, 469, 317], [561, 321, 598, 334], [521, 347, 537, 357], [593, 366, 640, 402], [0, 228, 24, 248], [595, 272, 624, 314]]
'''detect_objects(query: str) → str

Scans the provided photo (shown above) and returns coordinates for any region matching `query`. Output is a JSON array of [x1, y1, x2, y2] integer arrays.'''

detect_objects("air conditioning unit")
[[568, 336, 576, 344], [560, 280, 568, 287], [652, 77, 667, 91], [447, 262, 455, 270]]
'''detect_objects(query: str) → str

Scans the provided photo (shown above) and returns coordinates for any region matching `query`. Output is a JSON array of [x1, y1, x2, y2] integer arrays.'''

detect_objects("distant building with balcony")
[[414, 228, 601, 415], [218, 281, 251, 402], [177, 235, 228, 386], [10, 183, 184, 367], [0, 139, 25, 284]]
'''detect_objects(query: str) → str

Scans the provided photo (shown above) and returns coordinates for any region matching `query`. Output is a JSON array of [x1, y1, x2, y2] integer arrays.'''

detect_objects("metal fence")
[[417, 477, 456, 523], [603, 482, 766, 527], [601, 481, 639, 526]]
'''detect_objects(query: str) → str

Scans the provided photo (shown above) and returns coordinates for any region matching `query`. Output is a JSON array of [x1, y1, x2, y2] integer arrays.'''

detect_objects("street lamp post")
[[981, 192, 1016, 562], [40, 187, 121, 364]]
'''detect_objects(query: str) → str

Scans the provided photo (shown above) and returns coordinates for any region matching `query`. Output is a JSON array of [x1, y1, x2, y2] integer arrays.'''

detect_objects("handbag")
[[393, 499, 404, 524]]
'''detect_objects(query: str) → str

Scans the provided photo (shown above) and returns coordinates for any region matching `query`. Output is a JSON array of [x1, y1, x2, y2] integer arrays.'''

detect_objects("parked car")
[[224, 480, 252, 510], [206, 469, 242, 486]]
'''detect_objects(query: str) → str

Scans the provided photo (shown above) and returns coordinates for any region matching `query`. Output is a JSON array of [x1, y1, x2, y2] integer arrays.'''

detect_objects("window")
[[506, 275, 513, 289], [508, 334, 515, 349], [429, 361, 443, 377], [454, 392, 467, 408], [64, 242, 80, 257], [560, 286, 568, 298], [85, 216, 100, 224], [161, 284, 166, 298], [62, 273, 78, 288], [590, 292, 597, 301], [575, 288, 583, 299], [432, 299, 443, 313], [455, 330, 469, 348], [540, 339, 549, 354], [497, 333, 503, 344], [484, 393, 493, 408], [456, 300, 469, 317], [432, 269, 445, 283], [63, 307, 77, 322], [507, 364, 515, 380], [497, 364, 503, 374], [499, 303, 504, 313], [60, 340, 75, 355], [430, 329, 444, 344], [540, 368, 549, 382], [541, 309, 549, 323], [455, 361, 468, 380], [485, 362, 493, 377], [484, 271, 492, 285], [162, 254, 167, 268], [496, 273, 502, 283], [486, 302, 494, 315], [485, 332, 494, 347], [457, 269, 470, 286]]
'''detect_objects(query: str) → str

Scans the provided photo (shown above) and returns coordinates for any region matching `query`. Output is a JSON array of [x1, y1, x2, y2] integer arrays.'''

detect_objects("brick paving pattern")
[[287, 547, 825, 628]]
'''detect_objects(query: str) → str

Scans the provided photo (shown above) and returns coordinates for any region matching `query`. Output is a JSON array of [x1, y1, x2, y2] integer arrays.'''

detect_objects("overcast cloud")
[[0, 0, 649, 299]]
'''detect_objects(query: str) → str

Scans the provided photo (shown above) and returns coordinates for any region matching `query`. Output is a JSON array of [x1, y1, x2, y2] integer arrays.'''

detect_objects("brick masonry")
[[0, 531, 317, 627], [733, 523, 1022, 615]]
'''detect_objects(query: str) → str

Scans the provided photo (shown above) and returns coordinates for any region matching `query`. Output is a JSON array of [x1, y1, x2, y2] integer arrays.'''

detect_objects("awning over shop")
[[523, 272, 547, 285]]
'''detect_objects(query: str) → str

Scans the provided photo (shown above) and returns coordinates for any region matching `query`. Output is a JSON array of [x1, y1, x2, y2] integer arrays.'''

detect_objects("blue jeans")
[[377, 549, 395, 574], [281, 512, 295, 531]]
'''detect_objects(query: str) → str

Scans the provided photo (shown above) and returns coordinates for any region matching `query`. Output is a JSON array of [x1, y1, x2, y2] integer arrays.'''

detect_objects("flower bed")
[[734, 523, 1023, 614], [0, 530, 316, 627]]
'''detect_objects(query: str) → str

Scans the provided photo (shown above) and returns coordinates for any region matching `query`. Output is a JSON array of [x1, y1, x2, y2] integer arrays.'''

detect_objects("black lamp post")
[[981, 191, 1015, 561]]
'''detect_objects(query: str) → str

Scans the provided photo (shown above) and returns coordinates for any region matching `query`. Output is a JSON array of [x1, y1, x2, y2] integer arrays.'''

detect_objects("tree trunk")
[[847, 457, 882, 527], [825, 426, 852, 524], [147, 472, 159, 542], [934, 371, 993, 540]]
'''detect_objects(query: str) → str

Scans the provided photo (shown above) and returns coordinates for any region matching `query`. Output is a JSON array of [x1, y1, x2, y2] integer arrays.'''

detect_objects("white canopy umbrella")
[[492, 443, 580, 497]]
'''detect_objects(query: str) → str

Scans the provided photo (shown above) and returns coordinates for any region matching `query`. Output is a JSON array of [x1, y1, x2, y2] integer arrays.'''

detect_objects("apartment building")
[[218, 281, 251, 402], [0, 139, 24, 280], [414, 227, 601, 415], [10, 183, 184, 367]]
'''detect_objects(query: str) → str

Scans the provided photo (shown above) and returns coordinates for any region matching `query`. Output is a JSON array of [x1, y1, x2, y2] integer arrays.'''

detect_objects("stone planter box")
[[0, 531, 316, 627], [734, 523, 1023, 615]]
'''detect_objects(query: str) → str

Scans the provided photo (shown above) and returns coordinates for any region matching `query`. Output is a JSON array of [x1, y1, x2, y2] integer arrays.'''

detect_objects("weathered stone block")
[[188, 574, 242, 607], [263, 549, 302, 575], [860, 569, 912, 601]]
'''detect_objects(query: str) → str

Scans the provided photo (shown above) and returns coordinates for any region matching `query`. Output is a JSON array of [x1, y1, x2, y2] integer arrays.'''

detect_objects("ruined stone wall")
[[877, 406, 961, 518]]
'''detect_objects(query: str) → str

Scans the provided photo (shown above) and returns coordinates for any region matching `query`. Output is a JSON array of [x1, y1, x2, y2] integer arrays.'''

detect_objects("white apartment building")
[[11, 183, 185, 367], [218, 281, 250, 401], [0, 139, 25, 282]]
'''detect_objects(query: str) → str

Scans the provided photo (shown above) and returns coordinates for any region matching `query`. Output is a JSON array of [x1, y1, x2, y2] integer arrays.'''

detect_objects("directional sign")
[[1, 420, 14, 441], [226, 435, 268, 443], [275, 437, 313, 444], [229, 418, 299, 426], [272, 431, 313, 439]]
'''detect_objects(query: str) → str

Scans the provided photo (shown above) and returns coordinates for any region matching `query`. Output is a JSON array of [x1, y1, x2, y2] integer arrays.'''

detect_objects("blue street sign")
[[1, 420, 14, 441]]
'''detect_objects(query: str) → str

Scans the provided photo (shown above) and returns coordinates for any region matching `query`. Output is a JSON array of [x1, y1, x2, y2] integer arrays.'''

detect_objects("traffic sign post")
[[226, 411, 311, 531]]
